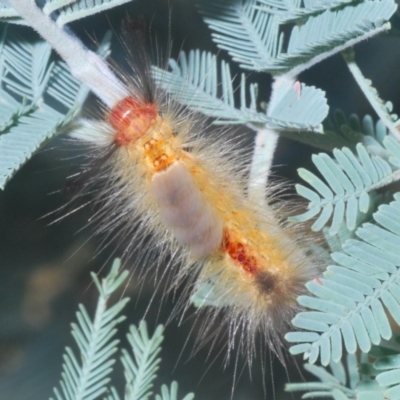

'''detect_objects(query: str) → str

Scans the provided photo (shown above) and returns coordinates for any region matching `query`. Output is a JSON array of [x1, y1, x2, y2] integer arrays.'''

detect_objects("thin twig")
[[343, 47, 400, 142], [8, 0, 129, 108], [248, 75, 295, 206]]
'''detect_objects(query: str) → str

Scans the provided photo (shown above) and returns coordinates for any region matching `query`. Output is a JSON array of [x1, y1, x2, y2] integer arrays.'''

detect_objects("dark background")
[[0, 0, 399, 399]]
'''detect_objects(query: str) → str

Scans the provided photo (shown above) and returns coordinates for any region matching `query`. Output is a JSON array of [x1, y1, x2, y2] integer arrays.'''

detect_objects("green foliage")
[[0, 26, 110, 190], [198, 0, 396, 75], [155, 382, 194, 400], [0, 28, 62, 189], [292, 113, 400, 234], [153, 50, 328, 131], [374, 338, 400, 400], [343, 47, 400, 139], [121, 323, 164, 400], [291, 143, 395, 233], [286, 193, 400, 366], [53, 260, 194, 400], [286, 337, 400, 399], [51, 259, 130, 400], [0, 0, 133, 26], [286, 353, 360, 399], [271, 0, 360, 24]]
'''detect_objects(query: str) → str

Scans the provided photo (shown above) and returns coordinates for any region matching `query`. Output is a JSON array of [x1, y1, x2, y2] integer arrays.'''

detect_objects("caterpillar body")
[[69, 22, 320, 363]]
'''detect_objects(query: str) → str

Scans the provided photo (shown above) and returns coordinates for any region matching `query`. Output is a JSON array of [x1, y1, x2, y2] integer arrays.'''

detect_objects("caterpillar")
[[5, 0, 321, 368], [66, 18, 321, 364]]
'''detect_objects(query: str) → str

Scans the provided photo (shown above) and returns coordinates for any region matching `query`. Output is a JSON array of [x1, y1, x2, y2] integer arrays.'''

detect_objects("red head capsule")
[[109, 96, 158, 146]]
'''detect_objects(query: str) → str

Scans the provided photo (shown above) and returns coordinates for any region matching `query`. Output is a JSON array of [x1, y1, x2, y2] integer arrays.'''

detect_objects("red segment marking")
[[223, 231, 257, 274], [109, 97, 158, 146]]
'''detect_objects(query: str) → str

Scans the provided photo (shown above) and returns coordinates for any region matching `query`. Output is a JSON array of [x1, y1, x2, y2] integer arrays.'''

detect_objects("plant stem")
[[8, 0, 129, 108], [248, 75, 295, 206], [343, 47, 400, 142]]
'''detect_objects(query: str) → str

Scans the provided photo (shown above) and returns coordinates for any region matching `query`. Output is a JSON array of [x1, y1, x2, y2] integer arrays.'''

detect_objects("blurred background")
[[0, 0, 399, 398]]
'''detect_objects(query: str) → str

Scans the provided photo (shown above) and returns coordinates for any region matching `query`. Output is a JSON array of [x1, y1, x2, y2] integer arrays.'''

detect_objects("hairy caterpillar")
[[66, 18, 321, 365]]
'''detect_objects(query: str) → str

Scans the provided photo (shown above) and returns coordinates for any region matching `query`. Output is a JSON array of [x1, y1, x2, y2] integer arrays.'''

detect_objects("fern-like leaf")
[[2, 31, 53, 101], [278, 109, 364, 151], [262, 0, 361, 24], [0, 105, 66, 189], [0, 89, 29, 131], [198, 0, 282, 72], [26, 0, 134, 26], [105, 322, 195, 400], [286, 193, 400, 366], [153, 49, 328, 131], [152, 50, 260, 124], [268, 81, 328, 131], [122, 322, 164, 400], [288, 338, 400, 399], [291, 143, 399, 234], [301, 110, 395, 153], [372, 338, 400, 399], [47, 61, 88, 110], [0, 27, 112, 190], [155, 382, 194, 400], [103, 387, 122, 400], [279, 125, 356, 151], [199, 0, 397, 75], [51, 259, 130, 400], [0, 28, 71, 189], [286, 354, 359, 399]]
